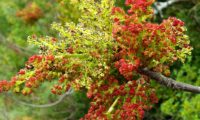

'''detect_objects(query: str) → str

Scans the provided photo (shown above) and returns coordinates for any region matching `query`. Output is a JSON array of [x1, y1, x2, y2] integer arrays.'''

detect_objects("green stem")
[[106, 96, 120, 114]]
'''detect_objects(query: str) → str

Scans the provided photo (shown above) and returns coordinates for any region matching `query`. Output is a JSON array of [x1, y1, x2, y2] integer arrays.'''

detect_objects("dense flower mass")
[[112, 0, 191, 76], [82, 76, 158, 120], [0, 0, 192, 119]]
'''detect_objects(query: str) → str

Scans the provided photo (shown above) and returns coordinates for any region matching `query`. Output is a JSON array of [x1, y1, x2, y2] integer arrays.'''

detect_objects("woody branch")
[[139, 68, 200, 93]]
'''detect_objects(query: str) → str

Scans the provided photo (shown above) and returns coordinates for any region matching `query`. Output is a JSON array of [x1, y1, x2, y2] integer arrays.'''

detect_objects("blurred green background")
[[0, 0, 199, 120]]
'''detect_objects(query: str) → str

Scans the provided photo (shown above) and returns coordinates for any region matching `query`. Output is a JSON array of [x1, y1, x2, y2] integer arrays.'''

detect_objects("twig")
[[153, 3, 164, 18], [0, 109, 10, 120], [0, 32, 35, 56], [154, 0, 189, 15], [139, 68, 200, 93], [14, 88, 73, 108]]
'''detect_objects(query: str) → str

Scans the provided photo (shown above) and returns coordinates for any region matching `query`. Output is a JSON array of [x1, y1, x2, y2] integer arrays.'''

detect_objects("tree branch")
[[154, 0, 191, 15], [13, 88, 73, 108], [139, 68, 200, 93], [0, 32, 35, 56], [0, 109, 10, 120]]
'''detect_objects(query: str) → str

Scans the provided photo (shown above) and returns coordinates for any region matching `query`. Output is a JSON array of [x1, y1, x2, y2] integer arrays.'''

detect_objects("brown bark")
[[139, 68, 200, 93]]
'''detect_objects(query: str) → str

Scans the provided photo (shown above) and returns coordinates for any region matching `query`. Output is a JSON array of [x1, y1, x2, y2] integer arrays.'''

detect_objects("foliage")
[[0, 0, 194, 120], [56, 0, 81, 23], [146, 1, 200, 120], [160, 63, 200, 120]]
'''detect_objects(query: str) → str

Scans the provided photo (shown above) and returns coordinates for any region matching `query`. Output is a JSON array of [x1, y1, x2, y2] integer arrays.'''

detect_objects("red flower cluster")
[[28, 55, 43, 63], [115, 59, 140, 80], [0, 78, 16, 93], [82, 76, 157, 120], [0, 54, 74, 95], [51, 85, 63, 95], [112, 0, 191, 74], [125, 0, 154, 13], [18, 69, 26, 75]]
